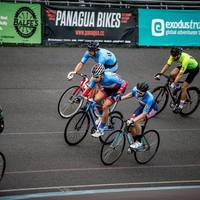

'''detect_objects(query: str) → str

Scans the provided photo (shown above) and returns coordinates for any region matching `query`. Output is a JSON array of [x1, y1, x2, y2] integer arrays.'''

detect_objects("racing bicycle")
[[64, 97, 123, 145], [101, 117, 160, 165], [0, 152, 6, 182], [58, 73, 118, 118], [152, 74, 200, 116]]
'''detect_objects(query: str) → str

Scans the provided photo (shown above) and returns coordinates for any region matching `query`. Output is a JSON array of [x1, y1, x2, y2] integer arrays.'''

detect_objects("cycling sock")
[[98, 122, 106, 130], [134, 135, 143, 143], [179, 100, 185, 109]]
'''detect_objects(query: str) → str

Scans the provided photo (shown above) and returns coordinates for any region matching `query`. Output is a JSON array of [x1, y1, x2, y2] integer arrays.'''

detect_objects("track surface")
[[0, 47, 200, 199]]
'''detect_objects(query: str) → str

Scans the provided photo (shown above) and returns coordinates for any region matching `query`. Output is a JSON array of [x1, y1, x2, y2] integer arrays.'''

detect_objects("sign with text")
[[0, 2, 41, 44], [139, 9, 200, 46], [43, 6, 135, 44]]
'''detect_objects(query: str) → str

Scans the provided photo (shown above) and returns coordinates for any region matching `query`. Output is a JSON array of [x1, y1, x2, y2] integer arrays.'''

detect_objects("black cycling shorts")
[[177, 65, 199, 84]]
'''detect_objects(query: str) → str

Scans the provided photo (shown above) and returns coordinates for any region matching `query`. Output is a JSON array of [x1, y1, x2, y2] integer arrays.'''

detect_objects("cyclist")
[[82, 63, 128, 137], [67, 41, 119, 80], [121, 82, 157, 150], [154, 47, 199, 113]]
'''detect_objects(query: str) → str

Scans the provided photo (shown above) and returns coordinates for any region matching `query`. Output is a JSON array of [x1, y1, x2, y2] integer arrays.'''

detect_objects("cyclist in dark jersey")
[[121, 82, 157, 150], [155, 47, 199, 113]]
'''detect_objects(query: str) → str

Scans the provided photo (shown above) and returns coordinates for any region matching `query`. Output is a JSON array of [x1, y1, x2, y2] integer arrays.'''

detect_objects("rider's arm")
[[121, 92, 132, 100], [160, 56, 173, 74], [74, 62, 84, 74], [117, 80, 128, 94], [74, 51, 90, 74], [82, 78, 96, 97]]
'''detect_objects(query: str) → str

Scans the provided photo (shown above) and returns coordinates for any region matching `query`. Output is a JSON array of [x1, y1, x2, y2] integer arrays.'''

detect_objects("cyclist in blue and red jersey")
[[67, 41, 118, 80], [121, 82, 158, 150], [82, 63, 128, 137]]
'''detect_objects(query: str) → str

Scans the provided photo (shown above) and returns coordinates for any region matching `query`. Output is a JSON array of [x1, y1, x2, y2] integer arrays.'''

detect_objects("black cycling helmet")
[[170, 47, 183, 57], [87, 41, 99, 51], [136, 82, 149, 93], [91, 63, 105, 77]]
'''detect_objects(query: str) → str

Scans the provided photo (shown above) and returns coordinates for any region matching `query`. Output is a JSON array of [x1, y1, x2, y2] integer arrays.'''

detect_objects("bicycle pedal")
[[127, 148, 133, 154]]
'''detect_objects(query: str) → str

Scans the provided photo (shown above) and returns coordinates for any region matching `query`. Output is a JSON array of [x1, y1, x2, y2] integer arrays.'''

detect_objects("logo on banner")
[[14, 7, 38, 38], [151, 19, 165, 36]]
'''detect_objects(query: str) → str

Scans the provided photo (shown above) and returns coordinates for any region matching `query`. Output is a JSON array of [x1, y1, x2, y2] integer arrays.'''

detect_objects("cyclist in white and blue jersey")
[[67, 41, 118, 80], [82, 63, 128, 137], [121, 82, 158, 150]]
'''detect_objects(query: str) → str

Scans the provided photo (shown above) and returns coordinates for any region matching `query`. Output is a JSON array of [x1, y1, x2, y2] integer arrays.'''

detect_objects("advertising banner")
[[43, 6, 135, 44], [0, 2, 41, 44], [138, 9, 200, 46]]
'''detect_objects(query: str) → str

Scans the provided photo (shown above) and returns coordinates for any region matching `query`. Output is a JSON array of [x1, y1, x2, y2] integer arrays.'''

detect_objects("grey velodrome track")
[[0, 47, 200, 200]]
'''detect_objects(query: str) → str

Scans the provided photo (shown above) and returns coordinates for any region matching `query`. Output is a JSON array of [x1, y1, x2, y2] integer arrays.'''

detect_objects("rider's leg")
[[94, 89, 107, 116], [170, 67, 180, 82]]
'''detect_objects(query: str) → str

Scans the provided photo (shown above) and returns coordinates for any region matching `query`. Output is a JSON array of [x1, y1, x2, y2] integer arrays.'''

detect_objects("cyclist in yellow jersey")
[[154, 47, 199, 113]]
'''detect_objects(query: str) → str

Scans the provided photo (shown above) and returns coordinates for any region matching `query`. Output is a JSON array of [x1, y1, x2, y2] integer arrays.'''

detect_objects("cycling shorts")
[[177, 65, 199, 84], [100, 87, 120, 103]]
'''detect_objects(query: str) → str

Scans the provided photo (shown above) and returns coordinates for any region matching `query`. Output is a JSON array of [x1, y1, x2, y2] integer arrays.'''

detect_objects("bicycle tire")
[[180, 87, 200, 116], [99, 111, 123, 144], [152, 86, 169, 116], [64, 111, 90, 145], [100, 130, 125, 165], [0, 152, 6, 181], [58, 86, 84, 118], [134, 129, 160, 164]]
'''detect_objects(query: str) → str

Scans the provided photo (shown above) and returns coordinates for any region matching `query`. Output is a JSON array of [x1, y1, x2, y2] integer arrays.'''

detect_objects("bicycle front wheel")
[[152, 86, 169, 116], [100, 130, 125, 165], [0, 152, 6, 181], [180, 87, 200, 116], [99, 111, 123, 144], [58, 86, 84, 118], [64, 111, 90, 145], [134, 130, 160, 164]]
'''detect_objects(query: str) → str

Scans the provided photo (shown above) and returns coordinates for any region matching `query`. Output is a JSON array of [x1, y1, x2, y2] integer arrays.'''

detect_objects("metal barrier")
[[1, 0, 200, 8]]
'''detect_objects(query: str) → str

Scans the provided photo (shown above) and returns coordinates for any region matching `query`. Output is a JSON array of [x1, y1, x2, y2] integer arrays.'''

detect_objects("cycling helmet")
[[91, 63, 105, 77], [87, 41, 99, 51], [136, 82, 149, 93], [170, 47, 183, 57]]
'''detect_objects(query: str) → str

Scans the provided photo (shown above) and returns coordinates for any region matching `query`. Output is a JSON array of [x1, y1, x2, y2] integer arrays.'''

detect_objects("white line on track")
[[2, 128, 200, 135], [5, 163, 200, 175], [1, 180, 200, 193]]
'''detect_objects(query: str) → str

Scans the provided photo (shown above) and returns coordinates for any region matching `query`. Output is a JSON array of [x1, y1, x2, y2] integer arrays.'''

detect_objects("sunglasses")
[[93, 75, 102, 79], [136, 90, 145, 95]]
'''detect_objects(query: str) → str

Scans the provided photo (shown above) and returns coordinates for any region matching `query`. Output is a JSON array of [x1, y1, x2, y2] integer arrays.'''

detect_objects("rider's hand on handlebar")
[[170, 82, 177, 89], [67, 71, 76, 80], [115, 93, 122, 102], [154, 73, 161, 80], [126, 119, 135, 127]]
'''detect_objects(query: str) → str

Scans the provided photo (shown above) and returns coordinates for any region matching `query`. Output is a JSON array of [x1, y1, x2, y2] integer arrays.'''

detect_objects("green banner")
[[0, 2, 41, 44]]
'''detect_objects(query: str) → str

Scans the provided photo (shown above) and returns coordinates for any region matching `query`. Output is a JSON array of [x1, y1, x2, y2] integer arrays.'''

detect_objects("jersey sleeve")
[[82, 78, 96, 97], [81, 51, 89, 64], [167, 56, 174, 65], [180, 57, 189, 74], [131, 87, 137, 97]]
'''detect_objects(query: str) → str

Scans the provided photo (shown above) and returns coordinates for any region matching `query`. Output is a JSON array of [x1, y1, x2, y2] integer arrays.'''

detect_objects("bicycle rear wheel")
[[134, 130, 160, 164], [99, 111, 123, 144], [180, 87, 200, 116], [64, 111, 90, 145], [152, 86, 169, 116], [58, 86, 84, 118], [100, 130, 125, 165], [0, 152, 6, 181]]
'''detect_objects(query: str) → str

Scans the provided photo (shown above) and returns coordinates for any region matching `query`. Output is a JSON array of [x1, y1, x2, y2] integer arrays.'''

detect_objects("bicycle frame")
[[158, 74, 183, 104]]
